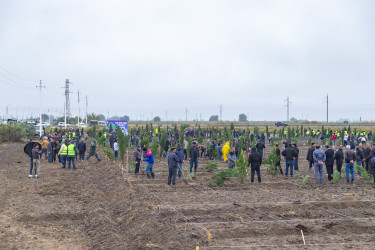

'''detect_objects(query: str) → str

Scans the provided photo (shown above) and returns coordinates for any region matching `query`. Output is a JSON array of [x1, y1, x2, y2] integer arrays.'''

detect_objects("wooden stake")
[[301, 229, 306, 245], [207, 228, 211, 244], [126, 148, 129, 174]]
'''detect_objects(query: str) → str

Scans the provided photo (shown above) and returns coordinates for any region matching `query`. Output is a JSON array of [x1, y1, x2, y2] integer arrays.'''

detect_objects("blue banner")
[[106, 120, 128, 135]]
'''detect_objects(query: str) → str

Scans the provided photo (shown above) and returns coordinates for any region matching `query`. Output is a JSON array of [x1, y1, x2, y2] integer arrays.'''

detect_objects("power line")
[[0, 65, 36, 82], [0, 71, 34, 89]]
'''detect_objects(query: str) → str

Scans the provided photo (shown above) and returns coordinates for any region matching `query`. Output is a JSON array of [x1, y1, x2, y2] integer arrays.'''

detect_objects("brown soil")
[[1, 142, 375, 249]]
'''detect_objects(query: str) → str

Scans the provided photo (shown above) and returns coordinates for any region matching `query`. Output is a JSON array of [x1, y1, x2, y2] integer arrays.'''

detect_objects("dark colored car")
[[275, 122, 288, 127]]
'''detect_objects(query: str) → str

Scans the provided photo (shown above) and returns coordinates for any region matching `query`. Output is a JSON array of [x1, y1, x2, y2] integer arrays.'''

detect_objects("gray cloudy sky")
[[1, 0, 374, 122]]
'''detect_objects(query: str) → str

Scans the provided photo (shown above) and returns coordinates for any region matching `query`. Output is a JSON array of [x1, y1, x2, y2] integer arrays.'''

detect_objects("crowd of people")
[[24, 128, 101, 178], [24, 126, 375, 186]]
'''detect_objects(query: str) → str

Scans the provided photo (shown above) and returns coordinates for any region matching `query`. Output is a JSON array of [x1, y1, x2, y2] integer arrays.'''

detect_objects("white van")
[[98, 121, 106, 127]]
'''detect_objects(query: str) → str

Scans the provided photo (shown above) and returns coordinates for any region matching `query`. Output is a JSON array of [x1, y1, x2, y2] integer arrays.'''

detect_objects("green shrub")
[[203, 162, 219, 172], [355, 164, 374, 180], [331, 170, 341, 184], [209, 169, 234, 187], [300, 175, 310, 185], [0, 123, 31, 142]]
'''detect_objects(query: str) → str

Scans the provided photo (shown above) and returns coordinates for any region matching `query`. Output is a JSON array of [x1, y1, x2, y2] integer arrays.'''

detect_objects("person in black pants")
[[248, 147, 262, 183], [275, 144, 283, 175], [167, 148, 179, 186], [77, 138, 87, 161], [306, 143, 316, 172], [325, 145, 335, 181], [334, 145, 344, 175], [134, 145, 142, 175]]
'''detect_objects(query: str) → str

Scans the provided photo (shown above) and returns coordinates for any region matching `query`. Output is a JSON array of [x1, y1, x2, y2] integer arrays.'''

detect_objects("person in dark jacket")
[[282, 144, 297, 177], [345, 145, 356, 183], [134, 145, 142, 175], [292, 144, 299, 171], [176, 144, 184, 179], [255, 140, 265, 160], [364, 143, 372, 174], [77, 138, 87, 161], [30, 144, 42, 178], [189, 141, 199, 174], [334, 145, 344, 175], [248, 147, 262, 183], [349, 140, 355, 150], [306, 143, 316, 172], [325, 145, 335, 181], [275, 144, 283, 175], [355, 144, 364, 176], [109, 133, 115, 149], [167, 148, 179, 185]]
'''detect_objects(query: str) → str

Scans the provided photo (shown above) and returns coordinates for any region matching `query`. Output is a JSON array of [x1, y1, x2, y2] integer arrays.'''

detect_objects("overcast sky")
[[1, 0, 374, 122]]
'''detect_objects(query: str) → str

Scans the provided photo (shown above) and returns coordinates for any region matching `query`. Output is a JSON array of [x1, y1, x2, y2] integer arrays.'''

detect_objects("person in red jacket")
[[332, 133, 338, 146]]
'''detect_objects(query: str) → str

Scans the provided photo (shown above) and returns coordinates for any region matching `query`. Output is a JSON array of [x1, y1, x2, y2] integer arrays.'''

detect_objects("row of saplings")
[[208, 149, 374, 187], [89, 126, 373, 186]]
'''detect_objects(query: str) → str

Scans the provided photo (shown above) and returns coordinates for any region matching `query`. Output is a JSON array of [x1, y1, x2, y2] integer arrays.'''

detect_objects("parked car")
[[75, 123, 87, 128], [98, 121, 106, 127], [275, 122, 288, 127], [57, 122, 67, 127]]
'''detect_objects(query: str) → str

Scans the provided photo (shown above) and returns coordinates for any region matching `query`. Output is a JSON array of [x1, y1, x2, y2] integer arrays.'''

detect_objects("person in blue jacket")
[[143, 147, 155, 179]]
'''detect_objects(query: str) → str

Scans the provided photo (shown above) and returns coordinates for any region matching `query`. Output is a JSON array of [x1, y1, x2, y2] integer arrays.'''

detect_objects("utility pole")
[[219, 104, 224, 121], [64, 79, 72, 123], [77, 90, 80, 127], [284, 97, 291, 122], [165, 110, 167, 121], [323, 94, 329, 123], [185, 108, 188, 122], [85, 95, 88, 126], [36, 80, 45, 137]]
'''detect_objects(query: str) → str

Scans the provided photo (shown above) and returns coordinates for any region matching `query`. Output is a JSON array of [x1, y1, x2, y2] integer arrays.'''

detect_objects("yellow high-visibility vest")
[[67, 144, 76, 156], [60, 144, 68, 155]]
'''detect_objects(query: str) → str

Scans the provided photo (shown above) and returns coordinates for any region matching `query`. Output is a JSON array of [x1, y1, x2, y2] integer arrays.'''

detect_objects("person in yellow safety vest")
[[103, 132, 107, 146], [222, 142, 230, 162], [155, 128, 158, 135], [68, 134, 71, 140], [58, 140, 68, 168], [72, 132, 76, 138], [67, 141, 77, 169]]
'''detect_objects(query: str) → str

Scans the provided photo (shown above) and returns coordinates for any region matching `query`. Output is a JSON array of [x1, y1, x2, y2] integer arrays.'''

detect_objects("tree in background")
[[238, 114, 247, 122], [153, 116, 161, 122], [209, 115, 219, 122]]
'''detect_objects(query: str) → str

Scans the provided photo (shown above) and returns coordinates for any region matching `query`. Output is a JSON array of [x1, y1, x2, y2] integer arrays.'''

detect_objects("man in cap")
[[168, 147, 179, 185], [58, 139, 68, 168]]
